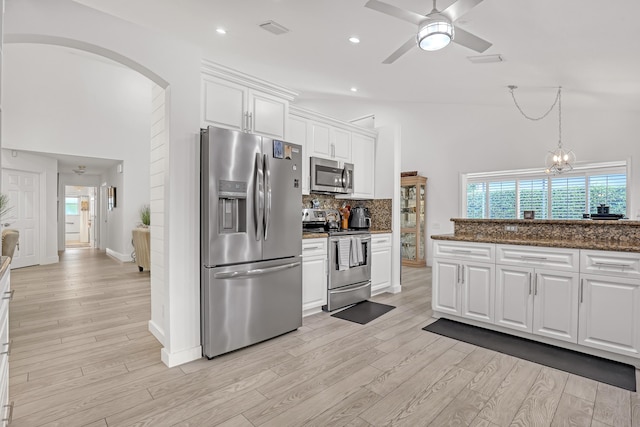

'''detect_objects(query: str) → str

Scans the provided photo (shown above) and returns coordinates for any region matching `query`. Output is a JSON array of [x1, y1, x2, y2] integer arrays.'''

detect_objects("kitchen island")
[[431, 218, 640, 368]]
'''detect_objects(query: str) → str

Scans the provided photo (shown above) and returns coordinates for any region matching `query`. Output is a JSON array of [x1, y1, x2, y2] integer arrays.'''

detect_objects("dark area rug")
[[331, 301, 395, 325], [423, 318, 636, 392]]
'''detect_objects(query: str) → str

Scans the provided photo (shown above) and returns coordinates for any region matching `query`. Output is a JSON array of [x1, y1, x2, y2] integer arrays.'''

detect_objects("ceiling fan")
[[365, 0, 492, 64]]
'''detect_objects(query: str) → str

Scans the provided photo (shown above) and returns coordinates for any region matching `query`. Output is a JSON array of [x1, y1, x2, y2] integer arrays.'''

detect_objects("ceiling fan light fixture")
[[417, 17, 454, 51]]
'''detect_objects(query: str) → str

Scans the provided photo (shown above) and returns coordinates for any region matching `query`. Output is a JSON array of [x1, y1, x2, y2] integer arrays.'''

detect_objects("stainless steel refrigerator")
[[200, 126, 303, 359]]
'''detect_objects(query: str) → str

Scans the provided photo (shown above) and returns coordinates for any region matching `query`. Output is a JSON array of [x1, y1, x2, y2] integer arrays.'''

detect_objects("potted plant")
[[139, 204, 150, 227], [0, 194, 12, 222]]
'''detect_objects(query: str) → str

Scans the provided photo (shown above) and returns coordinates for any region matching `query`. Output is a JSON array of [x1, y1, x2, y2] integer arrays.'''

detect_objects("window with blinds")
[[463, 162, 627, 219], [519, 179, 548, 219], [551, 176, 586, 219], [489, 181, 516, 219], [589, 174, 626, 215], [467, 182, 486, 219]]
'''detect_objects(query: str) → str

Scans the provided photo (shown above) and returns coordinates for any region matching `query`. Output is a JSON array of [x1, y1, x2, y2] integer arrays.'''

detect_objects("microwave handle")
[[342, 167, 351, 190]]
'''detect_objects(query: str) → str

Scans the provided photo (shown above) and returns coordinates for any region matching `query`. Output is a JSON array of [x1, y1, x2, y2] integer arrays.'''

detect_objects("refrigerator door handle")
[[254, 152, 264, 240], [264, 154, 271, 240], [213, 261, 301, 279]]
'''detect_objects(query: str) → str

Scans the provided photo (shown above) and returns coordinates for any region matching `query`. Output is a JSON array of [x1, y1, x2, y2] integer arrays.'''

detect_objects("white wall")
[[298, 98, 640, 266], [3, 43, 151, 258], [5, 0, 203, 367], [1, 149, 59, 265]]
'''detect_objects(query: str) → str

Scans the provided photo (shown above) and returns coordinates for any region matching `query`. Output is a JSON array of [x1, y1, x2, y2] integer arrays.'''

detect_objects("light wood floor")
[[8, 249, 640, 426]]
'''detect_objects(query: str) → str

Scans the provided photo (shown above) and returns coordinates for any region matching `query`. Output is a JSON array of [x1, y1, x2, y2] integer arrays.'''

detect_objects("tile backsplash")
[[302, 194, 392, 230]]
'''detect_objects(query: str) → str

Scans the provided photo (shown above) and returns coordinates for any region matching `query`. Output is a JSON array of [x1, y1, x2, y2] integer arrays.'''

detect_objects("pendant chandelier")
[[508, 86, 576, 175]]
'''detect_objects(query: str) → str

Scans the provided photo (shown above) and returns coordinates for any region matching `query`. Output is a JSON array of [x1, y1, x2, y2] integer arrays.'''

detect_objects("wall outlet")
[[505, 225, 518, 232]]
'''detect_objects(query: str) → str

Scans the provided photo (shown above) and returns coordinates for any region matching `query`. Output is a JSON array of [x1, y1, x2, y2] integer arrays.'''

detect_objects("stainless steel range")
[[302, 208, 371, 311]]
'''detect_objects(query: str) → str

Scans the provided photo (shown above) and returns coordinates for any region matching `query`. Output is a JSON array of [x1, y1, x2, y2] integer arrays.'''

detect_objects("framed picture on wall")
[[108, 186, 117, 210]]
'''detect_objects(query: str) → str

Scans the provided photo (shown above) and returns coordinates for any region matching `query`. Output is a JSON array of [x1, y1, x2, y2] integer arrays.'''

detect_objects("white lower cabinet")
[[578, 273, 640, 357], [302, 238, 327, 314], [433, 241, 640, 364], [433, 259, 494, 322], [371, 234, 392, 294], [495, 265, 579, 343], [433, 241, 495, 323]]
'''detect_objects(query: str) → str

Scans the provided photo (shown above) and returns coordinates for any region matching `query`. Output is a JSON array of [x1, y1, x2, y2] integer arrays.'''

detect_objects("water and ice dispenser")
[[218, 180, 247, 234]]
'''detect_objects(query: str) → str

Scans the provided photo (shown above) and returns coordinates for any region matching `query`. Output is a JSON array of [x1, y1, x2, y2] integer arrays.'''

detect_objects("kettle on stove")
[[348, 206, 371, 229]]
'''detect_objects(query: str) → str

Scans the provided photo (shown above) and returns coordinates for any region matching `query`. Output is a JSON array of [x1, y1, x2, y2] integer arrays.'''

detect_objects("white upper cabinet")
[[308, 122, 350, 162], [332, 128, 351, 162], [249, 91, 289, 139], [310, 121, 331, 158], [289, 106, 377, 199], [350, 133, 375, 199], [201, 61, 297, 140]]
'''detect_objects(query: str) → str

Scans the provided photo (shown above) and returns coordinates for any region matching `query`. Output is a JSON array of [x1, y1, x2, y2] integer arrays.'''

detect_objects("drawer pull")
[[593, 262, 630, 269], [3, 401, 14, 424], [1, 340, 11, 356], [303, 246, 322, 250], [452, 249, 472, 253], [580, 279, 584, 303], [528, 272, 532, 295], [2, 290, 14, 301], [373, 239, 388, 244], [521, 256, 548, 261]]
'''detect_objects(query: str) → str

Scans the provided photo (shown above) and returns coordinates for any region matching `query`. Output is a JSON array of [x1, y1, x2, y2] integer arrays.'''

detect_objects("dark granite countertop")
[[449, 218, 640, 226], [371, 229, 392, 234], [302, 233, 328, 239], [431, 234, 640, 253]]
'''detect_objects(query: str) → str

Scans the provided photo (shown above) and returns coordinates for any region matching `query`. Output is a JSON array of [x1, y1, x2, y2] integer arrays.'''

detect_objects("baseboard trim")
[[148, 320, 165, 346], [161, 345, 202, 367], [106, 248, 130, 263], [42, 255, 59, 265], [388, 283, 402, 294]]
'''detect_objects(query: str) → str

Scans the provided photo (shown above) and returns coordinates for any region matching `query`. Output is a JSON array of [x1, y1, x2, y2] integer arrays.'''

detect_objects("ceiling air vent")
[[467, 54, 504, 64], [259, 20, 289, 35]]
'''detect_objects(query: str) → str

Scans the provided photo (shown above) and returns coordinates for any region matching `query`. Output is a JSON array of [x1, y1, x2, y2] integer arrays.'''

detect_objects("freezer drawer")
[[202, 257, 302, 359], [325, 280, 371, 312]]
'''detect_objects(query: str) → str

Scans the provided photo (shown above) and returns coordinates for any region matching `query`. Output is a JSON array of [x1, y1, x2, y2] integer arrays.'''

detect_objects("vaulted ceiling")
[[68, 1, 640, 110]]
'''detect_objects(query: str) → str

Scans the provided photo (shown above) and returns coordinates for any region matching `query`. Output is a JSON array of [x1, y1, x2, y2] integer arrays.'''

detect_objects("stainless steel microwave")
[[310, 157, 354, 194]]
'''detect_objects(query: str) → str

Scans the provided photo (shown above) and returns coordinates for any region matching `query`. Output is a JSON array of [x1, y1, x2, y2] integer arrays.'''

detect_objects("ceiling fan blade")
[[441, 0, 484, 22], [382, 36, 416, 64], [452, 27, 492, 53], [364, 0, 424, 25]]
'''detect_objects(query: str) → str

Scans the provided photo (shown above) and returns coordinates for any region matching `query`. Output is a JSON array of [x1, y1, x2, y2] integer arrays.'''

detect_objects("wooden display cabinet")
[[401, 174, 427, 267]]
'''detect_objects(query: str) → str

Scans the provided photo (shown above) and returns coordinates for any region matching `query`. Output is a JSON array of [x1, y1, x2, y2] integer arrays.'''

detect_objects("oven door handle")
[[331, 282, 370, 294]]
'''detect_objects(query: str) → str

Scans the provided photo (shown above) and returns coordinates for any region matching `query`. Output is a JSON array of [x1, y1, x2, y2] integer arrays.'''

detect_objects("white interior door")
[[1, 169, 40, 268]]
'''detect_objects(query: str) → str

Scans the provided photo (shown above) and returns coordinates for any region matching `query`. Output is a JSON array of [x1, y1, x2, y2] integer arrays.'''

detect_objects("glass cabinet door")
[[401, 175, 427, 267]]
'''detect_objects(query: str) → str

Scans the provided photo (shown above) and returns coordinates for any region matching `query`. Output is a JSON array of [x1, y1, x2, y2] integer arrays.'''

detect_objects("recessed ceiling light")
[[350, 87, 358, 92], [216, 28, 227, 35], [349, 37, 360, 44]]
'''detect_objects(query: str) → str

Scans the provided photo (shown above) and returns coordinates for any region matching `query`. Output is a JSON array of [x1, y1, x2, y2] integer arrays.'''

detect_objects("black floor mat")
[[331, 301, 395, 324], [423, 318, 636, 392]]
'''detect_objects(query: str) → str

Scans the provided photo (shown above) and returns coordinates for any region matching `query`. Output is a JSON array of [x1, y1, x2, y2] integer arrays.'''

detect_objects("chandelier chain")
[[509, 86, 561, 121], [558, 87, 562, 148]]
